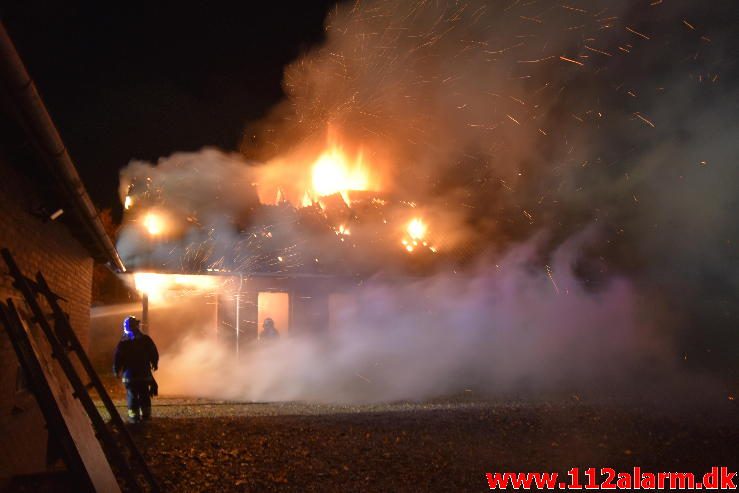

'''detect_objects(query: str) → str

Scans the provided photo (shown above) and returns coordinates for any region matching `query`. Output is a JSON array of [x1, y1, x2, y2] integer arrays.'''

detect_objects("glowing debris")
[[545, 265, 560, 295], [559, 56, 584, 66], [584, 45, 612, 57], [633, 112, 656, 128], [625, 26, 650, 40]]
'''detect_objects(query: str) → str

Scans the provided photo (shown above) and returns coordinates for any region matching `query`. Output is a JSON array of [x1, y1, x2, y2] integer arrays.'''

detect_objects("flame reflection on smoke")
[[131, 272, 219, 304]]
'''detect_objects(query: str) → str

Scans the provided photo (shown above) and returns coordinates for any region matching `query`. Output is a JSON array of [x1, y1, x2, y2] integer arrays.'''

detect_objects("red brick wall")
[[0, 152, 94, 478]]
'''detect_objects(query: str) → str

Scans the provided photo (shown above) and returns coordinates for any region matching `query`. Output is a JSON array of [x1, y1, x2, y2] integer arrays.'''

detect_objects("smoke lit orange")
[[132, 273, 218, 303]]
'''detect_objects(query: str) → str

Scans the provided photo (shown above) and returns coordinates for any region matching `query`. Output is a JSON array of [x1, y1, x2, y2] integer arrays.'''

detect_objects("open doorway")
[[257, 292, 289, 339]]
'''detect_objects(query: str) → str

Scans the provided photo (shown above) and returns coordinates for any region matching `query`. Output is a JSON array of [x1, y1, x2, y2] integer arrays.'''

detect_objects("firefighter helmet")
[[123, 316, 140, 336]]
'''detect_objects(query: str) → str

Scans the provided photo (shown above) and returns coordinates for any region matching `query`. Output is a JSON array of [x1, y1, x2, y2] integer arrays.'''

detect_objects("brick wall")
[[0, 150, 94, 478]]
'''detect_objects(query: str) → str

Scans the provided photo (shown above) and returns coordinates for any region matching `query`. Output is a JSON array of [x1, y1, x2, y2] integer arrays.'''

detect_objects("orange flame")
[[406, 218, 427, 240], [255, 128, 382, 207], [402, 217, 438, 254], [306, 145, 373, 206], [142, 211, 168, 236], [301, 191, 314, 207]]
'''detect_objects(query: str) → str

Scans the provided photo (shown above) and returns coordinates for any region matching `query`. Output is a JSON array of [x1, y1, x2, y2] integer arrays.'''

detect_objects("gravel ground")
[[93, 393, 739, 492]]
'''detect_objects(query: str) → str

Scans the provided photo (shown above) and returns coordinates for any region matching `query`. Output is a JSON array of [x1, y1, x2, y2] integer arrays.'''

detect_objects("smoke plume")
[[116, 0, 738, 402]]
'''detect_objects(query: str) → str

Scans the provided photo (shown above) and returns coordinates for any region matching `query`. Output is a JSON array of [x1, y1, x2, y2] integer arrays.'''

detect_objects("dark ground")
[[3, 389, 737, 492], [102, 392, 738, 492]]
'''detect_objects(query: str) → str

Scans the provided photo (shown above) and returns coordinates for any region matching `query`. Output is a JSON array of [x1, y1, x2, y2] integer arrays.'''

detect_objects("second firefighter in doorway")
[[113, 316, 159, 423], [260, 317, 280, 340]]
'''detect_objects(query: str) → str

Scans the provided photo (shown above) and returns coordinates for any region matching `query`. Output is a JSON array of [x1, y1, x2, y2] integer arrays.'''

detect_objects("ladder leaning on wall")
[[0, 248, 159, 493]]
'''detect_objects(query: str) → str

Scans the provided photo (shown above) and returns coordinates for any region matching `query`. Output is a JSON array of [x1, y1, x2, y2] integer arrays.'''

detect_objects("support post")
[[141, 293, 149, 334]]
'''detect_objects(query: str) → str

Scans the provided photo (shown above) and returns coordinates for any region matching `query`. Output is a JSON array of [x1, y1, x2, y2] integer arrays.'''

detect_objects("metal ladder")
[[0, 248, 159, 492]]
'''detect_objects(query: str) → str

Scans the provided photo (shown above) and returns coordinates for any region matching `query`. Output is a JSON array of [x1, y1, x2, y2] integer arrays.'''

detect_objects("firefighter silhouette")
[[113, 316, 159, 423], [260, 317, 280, 340]]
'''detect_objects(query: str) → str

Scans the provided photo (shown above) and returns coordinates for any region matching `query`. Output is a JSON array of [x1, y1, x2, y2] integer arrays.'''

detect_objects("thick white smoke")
[[117, 149, 259, 270], [155, 228, 670, 403]]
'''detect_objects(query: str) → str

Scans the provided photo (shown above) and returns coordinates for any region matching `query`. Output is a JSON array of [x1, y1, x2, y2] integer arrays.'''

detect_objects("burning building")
[[115, 141, 445, 356], [93, 0, 737, 404]]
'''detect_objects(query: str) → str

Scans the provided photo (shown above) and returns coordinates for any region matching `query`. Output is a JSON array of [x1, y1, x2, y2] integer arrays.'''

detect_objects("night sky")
[[1, 1, 338, 215]]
